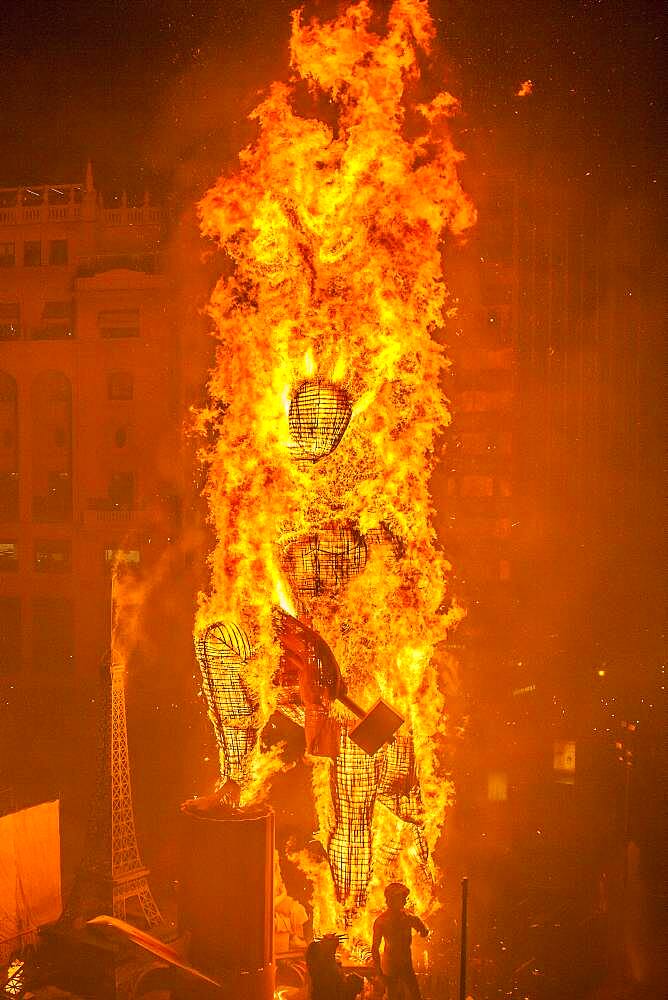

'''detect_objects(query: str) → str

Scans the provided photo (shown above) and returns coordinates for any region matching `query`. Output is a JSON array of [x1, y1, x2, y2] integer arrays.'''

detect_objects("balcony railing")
[[83, 507, 140, 525], [83, 497, 181, 528], [76, 252, 162, 277], [0, 184, 164, 228], [0, 204, 83, 225]]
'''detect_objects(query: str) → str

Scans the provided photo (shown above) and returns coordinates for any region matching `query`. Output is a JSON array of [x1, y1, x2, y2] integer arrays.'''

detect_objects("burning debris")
[[516, 79, 534, 97], [195, 0, 475, 942]]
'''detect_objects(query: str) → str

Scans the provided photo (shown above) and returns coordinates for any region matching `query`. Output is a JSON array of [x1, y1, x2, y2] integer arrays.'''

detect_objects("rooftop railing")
[[0, 184, 164, 227]]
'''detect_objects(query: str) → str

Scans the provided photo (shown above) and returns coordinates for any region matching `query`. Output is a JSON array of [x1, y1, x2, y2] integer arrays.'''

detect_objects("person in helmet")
[[371, 883, 428, 999]]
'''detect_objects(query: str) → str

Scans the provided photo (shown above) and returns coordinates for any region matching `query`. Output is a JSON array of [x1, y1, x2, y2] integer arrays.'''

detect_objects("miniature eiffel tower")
[[62, 574, 162, 929]]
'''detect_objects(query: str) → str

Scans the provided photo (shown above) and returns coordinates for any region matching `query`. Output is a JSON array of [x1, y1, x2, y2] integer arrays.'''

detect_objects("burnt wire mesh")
[[364, 523, 405, 561], [375, 734, 432, 882], [412, 825, 431, 870], [288, 379, 352, 461], [281, 524, 367, 599], [328, 731, 386, 911], [373, 809, 432, 887], [277, 697, 305, 729], [377, 733, 423, 825], [195, 622, 259, 784]]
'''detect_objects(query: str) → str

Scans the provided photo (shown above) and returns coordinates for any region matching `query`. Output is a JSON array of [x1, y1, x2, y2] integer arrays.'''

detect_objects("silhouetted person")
[[371, 883, 428, 999], [306, 934, 363, 1000]]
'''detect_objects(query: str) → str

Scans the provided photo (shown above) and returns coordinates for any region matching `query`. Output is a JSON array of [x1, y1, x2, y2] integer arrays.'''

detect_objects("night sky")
[[0, 0, 663, 195]]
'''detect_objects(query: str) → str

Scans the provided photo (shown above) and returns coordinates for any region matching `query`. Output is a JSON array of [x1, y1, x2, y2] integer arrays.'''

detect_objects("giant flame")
[[196, 0, 475, 942]]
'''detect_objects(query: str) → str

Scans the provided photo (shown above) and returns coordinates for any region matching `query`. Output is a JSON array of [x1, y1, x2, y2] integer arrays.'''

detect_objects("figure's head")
[[385, 882, 410, 909]]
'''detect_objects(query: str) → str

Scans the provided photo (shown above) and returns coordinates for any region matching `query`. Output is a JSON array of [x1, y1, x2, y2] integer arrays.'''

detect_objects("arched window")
[[33, 596, 74, 671], [0, 372, 18, 520], [107, 371, 134, 400], [31, 372, 72, 522]]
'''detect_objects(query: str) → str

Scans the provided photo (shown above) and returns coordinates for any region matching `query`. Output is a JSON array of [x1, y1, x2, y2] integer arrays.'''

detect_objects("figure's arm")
[[410, 914, 429, 938], [371, 919, 383, 971]]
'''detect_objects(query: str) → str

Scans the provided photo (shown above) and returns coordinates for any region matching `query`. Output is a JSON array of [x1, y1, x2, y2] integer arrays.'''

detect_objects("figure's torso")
[[376, 909, 417, 972]]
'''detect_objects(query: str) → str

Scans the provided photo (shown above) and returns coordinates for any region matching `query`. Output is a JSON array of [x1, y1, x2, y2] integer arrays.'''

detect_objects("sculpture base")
[[179, 800, 275, 1000]]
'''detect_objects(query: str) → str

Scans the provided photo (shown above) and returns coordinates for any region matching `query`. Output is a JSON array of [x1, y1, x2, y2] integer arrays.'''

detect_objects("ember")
[[195, 0, 475, 944]]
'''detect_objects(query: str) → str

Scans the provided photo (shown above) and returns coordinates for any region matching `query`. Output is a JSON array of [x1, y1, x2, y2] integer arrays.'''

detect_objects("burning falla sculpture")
[[194, 0, 475, 941]]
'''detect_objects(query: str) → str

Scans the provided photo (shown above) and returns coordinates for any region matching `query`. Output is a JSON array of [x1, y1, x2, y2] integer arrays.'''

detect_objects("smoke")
[[139, 1, 303, 201]]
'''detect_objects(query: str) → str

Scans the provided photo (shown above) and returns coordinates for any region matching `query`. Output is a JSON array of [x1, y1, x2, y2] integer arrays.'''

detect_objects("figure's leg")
[[219, 724, 258, 783], [196, 625, 260, 788], [383, 975, 404, 1000], [402, 969, 422, 999], [328, 732, 384, 911], [376, 734, 432, 886]]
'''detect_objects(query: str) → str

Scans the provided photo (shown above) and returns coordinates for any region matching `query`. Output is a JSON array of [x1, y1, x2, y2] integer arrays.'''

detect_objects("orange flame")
[[197, 0, 474, 932]]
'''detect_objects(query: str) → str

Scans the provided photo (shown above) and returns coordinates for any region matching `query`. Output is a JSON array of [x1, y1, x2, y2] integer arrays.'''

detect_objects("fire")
[[3, 960, 24, 997], [516, 79, 533, 97], [196, 0, 474, 938]]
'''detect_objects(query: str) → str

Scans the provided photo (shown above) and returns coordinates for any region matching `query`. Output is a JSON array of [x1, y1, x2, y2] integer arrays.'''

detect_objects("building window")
[[499, 559, 511, 581], [105, 547, 140, 565], [0, 303, 20, 340], [107, 371, 134, 400], [0, 373, 19, 522], [109, 472, 134, 508], [487, 772, 508, 802], [44, 373, 71, 403], [114, 427, 127, 448], [99, 309, 140, 339], [0, 596, 21, 674], [459, 475, 495, 498], [32, 471, 72, 522], [32, 597, 73, 671], [34, 539, 71, 572], [553, 740, 576, 785], [31, 373, 72, 522], [0, 243, 15, 267], [32, 301, 74, 340], [23, 241, 41, 267], [0, 541, 18, 571], [48, 239, 68, 265]]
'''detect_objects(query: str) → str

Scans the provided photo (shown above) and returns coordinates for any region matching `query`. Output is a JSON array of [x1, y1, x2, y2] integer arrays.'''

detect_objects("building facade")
[[0, 167, 189, 819]]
